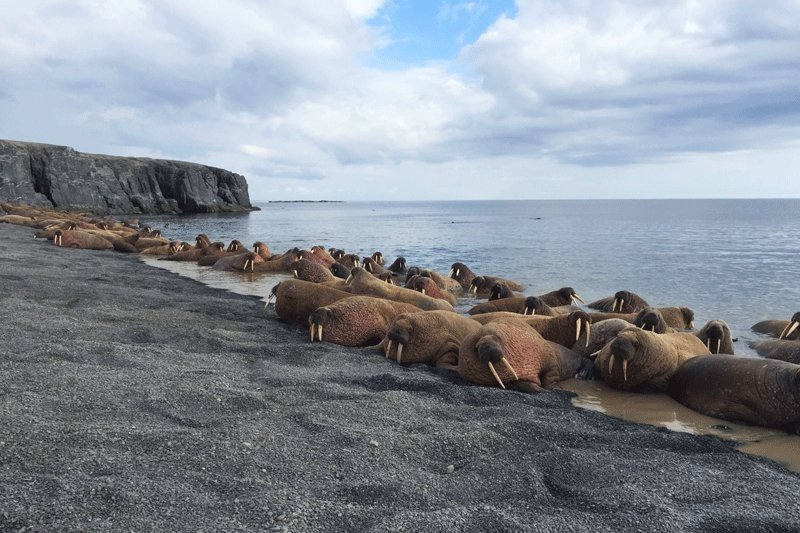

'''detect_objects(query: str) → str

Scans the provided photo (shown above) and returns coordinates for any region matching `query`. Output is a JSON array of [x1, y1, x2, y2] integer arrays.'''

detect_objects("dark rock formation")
[[0, 139, 256, 214]]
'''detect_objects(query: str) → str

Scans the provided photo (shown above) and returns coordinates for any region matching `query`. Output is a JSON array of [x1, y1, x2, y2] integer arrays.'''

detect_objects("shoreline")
[[2, 223, 800, 531]]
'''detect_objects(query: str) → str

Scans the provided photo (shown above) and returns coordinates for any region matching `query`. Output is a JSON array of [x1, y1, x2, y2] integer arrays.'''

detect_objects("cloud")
[[0, 0, 799, 201]]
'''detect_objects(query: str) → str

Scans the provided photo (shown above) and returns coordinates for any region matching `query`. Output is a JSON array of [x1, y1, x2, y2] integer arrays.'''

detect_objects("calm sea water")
[[144, 199, 800, 356]]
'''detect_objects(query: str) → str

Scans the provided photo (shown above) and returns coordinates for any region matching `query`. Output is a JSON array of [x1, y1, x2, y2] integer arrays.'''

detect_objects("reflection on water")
[[562, 380, 800, 473]]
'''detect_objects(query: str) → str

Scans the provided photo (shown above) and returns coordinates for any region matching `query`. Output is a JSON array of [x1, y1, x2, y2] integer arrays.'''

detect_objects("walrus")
[[588, 307, 695, 330], [34, 221, 78, 239], [328, 248, 345, 261], [249, 249, 303, 273], [307, 296, 420, 347], [268, 279, 353, 327], [345, 267, 454, 311], [376, 272, 398, 285], [310, 245, 337, 266], [290, 258, 336, 283], [632, 307, 671, 334], [573, 318, 632, 357], [379, 311, 481, 368], [253, 241, 272, 260], [418, 269, 463, 295], [458, 320, 594, 393], [694, 320, 734, 355], [139, 241, 185, 256], [751, 312, 800, 340], [330, 262, 352, 280], [407, 276, 458, 306], [487, 282, 523, 301], [386, 257, 407, 274], [371, 252, 385, 266], [196, 240, 245, 266], [52, 229, 114, 251], [536, 287, 585, 307], [748, 338, 800, 364], [468, 295, 559, 317], [162, 236, 220, 261], [449, 262, 478, 291], [210, 251, 264, 272], [0, 214, 39, 227], [587, 290, 650, 313], [594, 328, 711, 392], [363, 257, 391, 276], [468, 275, 523, 296], [513, 311, 593, 349], [667, 355, 800, 434], [339, 253, 361, 269]]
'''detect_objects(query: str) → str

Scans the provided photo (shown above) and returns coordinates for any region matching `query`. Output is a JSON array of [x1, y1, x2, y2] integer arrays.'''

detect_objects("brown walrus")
[[307, 296, 420, 347], [364, 257, 392, 276], [458, 320, 594, 393], [535, 287, 585, 307], [512, 311, 592, 349], [346, 267, 454, 311], [338, 253, 361, 269], [249, 249, 303, 273], [253, 241, 272, 260], [468, 275, 524, 296], [196, 240, 245, 266], [418, 269, 463, 295], [269, 279, 353, 327], [52, 229, 113, 251], [386, 257, 407, 274], [694, 320, 734, 355], [573, 318, 632, 357], [132, 236, 170, 251], [667, 355, 800, 434], [587, 290, 650, 314], [139, 241, 185, 256], [587, 307, 695, 330], [290, 258, 336, 283], [748, 339, 800, 364], [751, 312, 800, 340], [379, 311, 481, 368], [161, 236, 219, 261], [310, 245, 337, 266], [468, 295, 559, 317], [595, 328, 711, 392], [330, 262, 352, 280], [211, 251, 264, 272], [371, 252, 385, 266], [407, 276, 458, 306], [449, 262, 478, 291]]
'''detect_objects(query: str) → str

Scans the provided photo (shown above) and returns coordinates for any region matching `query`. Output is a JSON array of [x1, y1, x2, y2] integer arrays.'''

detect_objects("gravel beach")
[[1, 223, 799, 532]]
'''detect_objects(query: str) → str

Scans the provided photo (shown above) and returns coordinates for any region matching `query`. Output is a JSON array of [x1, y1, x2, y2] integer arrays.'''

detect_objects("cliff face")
[[0, 140, 255, 214]]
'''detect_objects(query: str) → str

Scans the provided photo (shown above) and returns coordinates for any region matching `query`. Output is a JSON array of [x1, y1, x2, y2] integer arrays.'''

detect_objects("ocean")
[[140, 198, 800, 471]]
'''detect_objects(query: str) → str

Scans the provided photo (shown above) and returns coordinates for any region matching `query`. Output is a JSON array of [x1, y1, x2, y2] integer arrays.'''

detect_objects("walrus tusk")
[[487, 362, 505, 389], [585, 321, 591, 348], [345, 275, 353, 285], [706, 338, 711, 351], [317, 325, 323, 342], [608, 354, 616, 374], [575, 318, 582, 341], [355, 260, 360, 268], [420, 288, 426, 295], [589, 349, 601, 359], [780, 321, 799, 340], [622, 360, 628, 382], [385, 340, 392, 358], [250, 260, 254, 272], [366, 263, 372, 272], [572, 293, 585, 304], [612, 298, 618, 312], [715, 338, 721, 354], [455, 268, 460, 277], [396, 343, 403, 364], [448, 268, 454, 278], [523, 307, 529, 315], [470, 286, 477, 294], [500, 357, 519, 380], [293, 270, 298, 278], [309, 324, 316, 342], [689, 321, 695, 329]]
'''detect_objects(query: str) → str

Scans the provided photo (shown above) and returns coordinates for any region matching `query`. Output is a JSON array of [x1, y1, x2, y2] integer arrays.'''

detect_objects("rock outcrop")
[[0, 140, 256, 214]]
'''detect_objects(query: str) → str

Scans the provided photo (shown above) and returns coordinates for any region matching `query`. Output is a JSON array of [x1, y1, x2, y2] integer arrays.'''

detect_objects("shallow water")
[[141, 199, 800, 472]]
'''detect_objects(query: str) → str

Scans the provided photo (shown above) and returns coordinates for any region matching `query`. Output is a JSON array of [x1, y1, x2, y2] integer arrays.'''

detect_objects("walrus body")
[[536, 287, 585, 307], [346, 268, 454, 311], [308, 296, 420, 347], [667, 355, 800, 434], [211, 252, 263, 272], [587, 290, 650, 314], [290, 259, 336, 283], [380, 311, 481, 368], [458, 320, 593, 392], [53, 230, 113, 251], [752, 312, 800, 340], [595, 328, 711, 392], [270, 279, 353, 326], [748, 339, 800, 364]]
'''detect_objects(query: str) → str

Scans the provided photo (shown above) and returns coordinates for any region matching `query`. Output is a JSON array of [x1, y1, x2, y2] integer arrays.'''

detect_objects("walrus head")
[[253, 241, 271, 257], [329, 248, 345, 260], [386, 319, 412, 364], [523, 296, 552, 316], [559, 287, 585, 305], [340, 253, 361, 269], [53, 229, 64, 247], [780, 312, 800, 340], [377, 272, 396, 285], [469, 276, 488, 295], [344, 266, 368, 285], [308, 308, 333, 342], [196, 234, 211, 248], [371, 252, 384, 265], [209, 242, 225, 252], [405, 266, 422, 279], [410, 276, 436, 295], [634, 307, 669, 333], [242, 252, 259, 272], [387, 257, 406, 274], [681, 307, 696, 330], [606, 332, 639, 382], [227, 240, 243, 253], [474, 335, 520, 389], [612, 290, 647, 313], [703, 320, 730, 354], [329, 263, 351, 279], [568, 311, 592, 347], [363, 257, 381, 273], [167, 241, 183, 255], [489, 282, 514, 301]]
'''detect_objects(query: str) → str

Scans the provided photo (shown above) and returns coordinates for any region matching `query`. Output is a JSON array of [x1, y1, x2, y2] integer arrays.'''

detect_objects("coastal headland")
[[1, 222, 800, 532]]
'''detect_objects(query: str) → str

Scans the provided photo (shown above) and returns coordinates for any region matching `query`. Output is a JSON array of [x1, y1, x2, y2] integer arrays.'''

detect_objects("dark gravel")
[[1, 223, 799, 532]]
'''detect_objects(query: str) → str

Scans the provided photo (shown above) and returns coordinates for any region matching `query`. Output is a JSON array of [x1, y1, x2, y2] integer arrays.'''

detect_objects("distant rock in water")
[[0, 139, 256, 214]]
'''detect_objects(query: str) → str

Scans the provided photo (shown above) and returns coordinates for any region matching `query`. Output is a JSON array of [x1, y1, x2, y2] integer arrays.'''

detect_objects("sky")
[[1, 0, 799, 201]]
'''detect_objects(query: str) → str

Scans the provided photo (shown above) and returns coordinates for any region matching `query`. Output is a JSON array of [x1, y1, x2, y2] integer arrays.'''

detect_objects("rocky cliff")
[[0, 140, 256, 214]]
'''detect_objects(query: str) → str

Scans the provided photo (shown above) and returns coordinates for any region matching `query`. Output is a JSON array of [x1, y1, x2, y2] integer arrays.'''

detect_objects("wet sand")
[[2, 222, 800, 532]]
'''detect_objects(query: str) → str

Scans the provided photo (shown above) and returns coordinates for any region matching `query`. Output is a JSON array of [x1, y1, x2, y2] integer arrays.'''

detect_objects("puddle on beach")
[[562, 379, 800, 473], [141, 256, 800, 474]]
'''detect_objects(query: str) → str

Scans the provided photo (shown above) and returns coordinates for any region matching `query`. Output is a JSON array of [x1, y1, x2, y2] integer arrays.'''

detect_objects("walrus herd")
[[3, 202, 800, 436]]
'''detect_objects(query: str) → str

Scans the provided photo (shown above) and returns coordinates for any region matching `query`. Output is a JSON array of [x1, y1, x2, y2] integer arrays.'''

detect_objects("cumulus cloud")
[[0, 0, 798, 200]]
